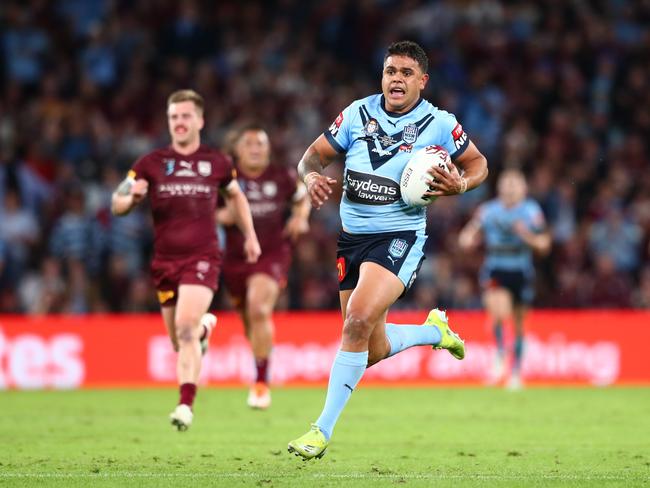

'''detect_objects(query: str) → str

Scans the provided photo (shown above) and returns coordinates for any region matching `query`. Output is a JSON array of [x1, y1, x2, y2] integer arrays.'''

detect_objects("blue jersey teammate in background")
[[288, 40, 488, 460], [459, 169, 551, 389]]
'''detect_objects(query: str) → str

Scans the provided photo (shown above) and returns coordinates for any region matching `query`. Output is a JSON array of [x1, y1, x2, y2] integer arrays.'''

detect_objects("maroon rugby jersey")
[[130, 144, 234, 258], [224, 164, 298, 261]]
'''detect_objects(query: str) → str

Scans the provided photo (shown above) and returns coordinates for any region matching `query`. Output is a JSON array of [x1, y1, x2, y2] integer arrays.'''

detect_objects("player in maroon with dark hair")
[[219, 123, 310, 409], [111, 90, 261, 430]]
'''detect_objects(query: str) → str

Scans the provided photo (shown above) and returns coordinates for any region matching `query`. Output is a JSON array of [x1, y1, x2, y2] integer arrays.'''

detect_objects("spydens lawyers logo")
[[344, 169, 400, 205]]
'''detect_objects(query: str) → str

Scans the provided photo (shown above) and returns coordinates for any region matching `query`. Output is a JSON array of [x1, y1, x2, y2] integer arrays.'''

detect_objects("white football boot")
[[169, 404, 193, 431], [247, 383, 271, 410], [200, 313, 217, 355]]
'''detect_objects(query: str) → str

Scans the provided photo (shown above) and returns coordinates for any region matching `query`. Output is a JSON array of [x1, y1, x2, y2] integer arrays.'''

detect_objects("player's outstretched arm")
[[111, 175, 148, 216], [512, 222, 552, 256], [298, 135, 338, 210], [223, 180, 261, 263], [428, 141, 488, 196]]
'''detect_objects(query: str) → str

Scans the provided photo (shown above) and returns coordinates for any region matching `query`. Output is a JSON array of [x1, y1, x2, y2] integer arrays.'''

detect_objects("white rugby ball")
[[400, 145, 451, 207]]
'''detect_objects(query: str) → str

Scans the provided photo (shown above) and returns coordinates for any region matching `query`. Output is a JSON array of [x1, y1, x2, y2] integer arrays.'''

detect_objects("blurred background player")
[[459, 168, 551, 389], [111, 90, 261, 430], [218, 123, 310, 409], [287, 40, 488, 460]]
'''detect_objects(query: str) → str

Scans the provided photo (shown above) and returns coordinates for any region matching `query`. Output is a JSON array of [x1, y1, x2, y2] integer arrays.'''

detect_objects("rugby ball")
[[400, 145, 451, 207]]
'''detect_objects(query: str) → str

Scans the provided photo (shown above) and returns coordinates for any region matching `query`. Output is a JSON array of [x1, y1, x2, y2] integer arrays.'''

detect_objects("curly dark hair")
[[384, 40, 428, 73]]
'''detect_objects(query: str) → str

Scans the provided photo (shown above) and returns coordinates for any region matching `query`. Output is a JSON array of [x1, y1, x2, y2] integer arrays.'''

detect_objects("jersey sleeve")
[[437, 110, 470, 160], [130, 154, 152, 181], [218, 155, 236, 189], [323, 101, 357, 154]]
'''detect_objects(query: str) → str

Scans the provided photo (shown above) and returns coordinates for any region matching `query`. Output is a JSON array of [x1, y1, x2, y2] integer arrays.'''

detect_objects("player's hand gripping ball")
[[400, 145, 451, 207]]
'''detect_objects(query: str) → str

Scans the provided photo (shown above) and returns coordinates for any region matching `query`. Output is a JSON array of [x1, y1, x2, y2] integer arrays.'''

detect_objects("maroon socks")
[[255, 358, 269, 384], [179, 382, 197, 408]]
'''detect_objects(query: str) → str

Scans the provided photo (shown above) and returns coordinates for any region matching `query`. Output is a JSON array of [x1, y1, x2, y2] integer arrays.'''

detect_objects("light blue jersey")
[[324, 94, 470, 234], [478, 198, 546, 273]]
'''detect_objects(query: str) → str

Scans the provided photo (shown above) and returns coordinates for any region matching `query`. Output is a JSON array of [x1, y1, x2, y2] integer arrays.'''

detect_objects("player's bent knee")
[[175, 320, 200, 344], [342, 314, 374, 346], [246, 302, 273, 324]]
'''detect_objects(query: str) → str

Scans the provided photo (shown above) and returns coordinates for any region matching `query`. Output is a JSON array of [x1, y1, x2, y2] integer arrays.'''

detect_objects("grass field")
[[1, 387, 649, 487]]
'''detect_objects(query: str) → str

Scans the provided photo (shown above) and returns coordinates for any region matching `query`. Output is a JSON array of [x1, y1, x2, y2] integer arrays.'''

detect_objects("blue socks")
[[315, 350, 368, 440], [384, 323, 441, 357], [315, 324, 444, 439]]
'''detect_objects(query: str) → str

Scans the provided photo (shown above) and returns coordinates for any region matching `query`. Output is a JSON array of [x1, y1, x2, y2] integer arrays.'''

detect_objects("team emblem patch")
[[163, 159, 176, 176], [388, 238, 409, 259], [363, 118, 379, 136], [403, 123, 419, 144], [198, 161, 211, 176]]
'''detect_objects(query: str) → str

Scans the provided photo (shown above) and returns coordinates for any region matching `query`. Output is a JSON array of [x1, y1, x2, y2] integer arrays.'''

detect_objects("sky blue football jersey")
[[478, 198, 546, 273], [324, 94, 470, 233]]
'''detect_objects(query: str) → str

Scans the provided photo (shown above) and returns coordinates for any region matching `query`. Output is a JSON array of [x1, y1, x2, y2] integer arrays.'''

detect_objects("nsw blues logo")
[[163, 159, 175, 176], [388, 238, 408, 259], [403, 123, 419, 144]]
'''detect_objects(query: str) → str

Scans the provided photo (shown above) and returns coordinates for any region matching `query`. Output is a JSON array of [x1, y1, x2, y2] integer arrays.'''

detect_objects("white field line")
[[0, 472, 647, 481]]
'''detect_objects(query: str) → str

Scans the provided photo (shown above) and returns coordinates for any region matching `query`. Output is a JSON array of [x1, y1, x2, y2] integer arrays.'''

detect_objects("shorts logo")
[[163, 159, 176, 176], [198, 161, 211, 176], [388, 238, 408, 259], [336, 257, 346, 283], [402, 123, 419, 144], [197, 261, 210, 273], [157, 290, 175, 304], [407, 271, 417, 289]]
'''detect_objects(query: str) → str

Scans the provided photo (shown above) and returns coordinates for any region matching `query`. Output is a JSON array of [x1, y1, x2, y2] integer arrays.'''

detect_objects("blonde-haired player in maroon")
[[218, 123, 310, 409], [111, 90, 261, 430]]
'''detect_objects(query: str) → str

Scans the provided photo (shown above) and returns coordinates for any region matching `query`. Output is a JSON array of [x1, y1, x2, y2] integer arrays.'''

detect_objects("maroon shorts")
[[222, 252, 291, 308], [151, 253, 221, 306]]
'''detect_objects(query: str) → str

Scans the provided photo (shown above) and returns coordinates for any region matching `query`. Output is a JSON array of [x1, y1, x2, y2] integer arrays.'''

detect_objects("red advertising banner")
[[0, 311, 648, 389]]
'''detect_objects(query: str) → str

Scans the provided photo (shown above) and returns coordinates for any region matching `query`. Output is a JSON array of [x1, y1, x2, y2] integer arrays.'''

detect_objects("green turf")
[[0, 387, 648, 487]]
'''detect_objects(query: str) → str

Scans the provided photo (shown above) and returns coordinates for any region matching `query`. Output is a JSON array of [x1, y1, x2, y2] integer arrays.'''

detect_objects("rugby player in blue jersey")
[[287, 40, 488, 460], [459, 169, 551, 389]]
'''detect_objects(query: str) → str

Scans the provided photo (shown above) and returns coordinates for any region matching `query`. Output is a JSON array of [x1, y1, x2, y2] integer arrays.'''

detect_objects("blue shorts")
[[337, 230, 427, 296], [481, 268, 534, 305]]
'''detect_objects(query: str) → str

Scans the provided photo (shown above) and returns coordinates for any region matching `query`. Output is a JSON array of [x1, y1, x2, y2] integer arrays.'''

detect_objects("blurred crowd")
[[1, 0, 650, 314]]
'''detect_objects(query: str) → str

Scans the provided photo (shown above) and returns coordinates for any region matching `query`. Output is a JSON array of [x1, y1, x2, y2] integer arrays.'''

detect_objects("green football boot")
[[288, 424, 329, 460], [425, 308, 465, 360]]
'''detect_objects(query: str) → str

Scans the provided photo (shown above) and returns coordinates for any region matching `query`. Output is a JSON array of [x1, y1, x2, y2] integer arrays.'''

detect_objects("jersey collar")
[[380, 95, 424, 118]]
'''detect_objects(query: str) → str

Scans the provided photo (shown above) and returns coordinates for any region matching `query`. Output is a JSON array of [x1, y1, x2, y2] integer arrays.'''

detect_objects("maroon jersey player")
[[218, 123, 310, 409], [111, 90, 261, 430]]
